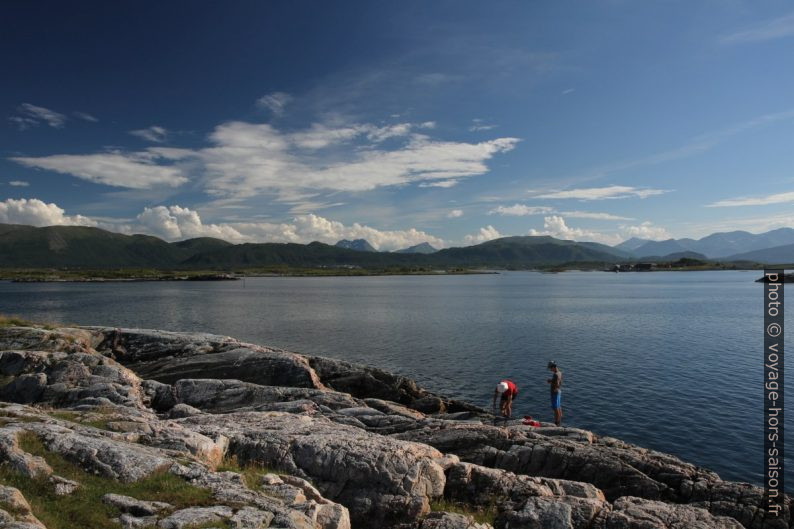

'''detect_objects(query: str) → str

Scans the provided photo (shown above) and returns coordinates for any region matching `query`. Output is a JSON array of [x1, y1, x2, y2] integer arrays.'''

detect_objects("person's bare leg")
[[554, 408, 562, 426]]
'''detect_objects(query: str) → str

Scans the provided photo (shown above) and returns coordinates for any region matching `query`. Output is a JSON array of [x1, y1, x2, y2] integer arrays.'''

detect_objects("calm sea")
[[0, 270, 788, 486]]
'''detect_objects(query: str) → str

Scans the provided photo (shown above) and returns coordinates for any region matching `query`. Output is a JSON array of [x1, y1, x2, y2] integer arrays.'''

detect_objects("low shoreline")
[[0, 320, 786, 528]]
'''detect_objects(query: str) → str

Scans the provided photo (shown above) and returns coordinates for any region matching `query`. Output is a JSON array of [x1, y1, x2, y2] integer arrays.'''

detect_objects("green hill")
[[0, 224, 622, 270]]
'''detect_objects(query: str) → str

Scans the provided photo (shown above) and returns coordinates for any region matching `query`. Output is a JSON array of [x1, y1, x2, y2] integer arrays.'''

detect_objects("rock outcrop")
[[0, 325, 787, 529]]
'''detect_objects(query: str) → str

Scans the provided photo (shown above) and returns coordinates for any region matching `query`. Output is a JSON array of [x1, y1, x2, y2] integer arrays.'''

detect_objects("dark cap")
[[547, 361, 557, 369]]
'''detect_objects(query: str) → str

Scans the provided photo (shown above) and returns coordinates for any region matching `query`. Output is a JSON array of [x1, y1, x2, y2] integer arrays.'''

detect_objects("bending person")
[[492, 379, 518, 419]]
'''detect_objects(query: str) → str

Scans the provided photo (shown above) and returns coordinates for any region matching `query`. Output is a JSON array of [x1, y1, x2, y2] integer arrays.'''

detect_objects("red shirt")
[[500, 380, 518, 398]]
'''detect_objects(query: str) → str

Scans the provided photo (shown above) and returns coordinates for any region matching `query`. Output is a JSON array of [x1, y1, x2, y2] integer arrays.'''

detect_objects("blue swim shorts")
[[551, 392, 561, 410]]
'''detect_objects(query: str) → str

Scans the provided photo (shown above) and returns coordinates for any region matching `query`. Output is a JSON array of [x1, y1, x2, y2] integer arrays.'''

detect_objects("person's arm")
[[551, 373, 560, 392]]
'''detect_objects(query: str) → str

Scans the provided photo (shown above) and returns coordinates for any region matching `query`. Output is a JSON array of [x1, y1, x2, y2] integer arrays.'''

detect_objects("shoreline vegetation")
[[0, 314, 785, 528], [0, 257, 783, 282]]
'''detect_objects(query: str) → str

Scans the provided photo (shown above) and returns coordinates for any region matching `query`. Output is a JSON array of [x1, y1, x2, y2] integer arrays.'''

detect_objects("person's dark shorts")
[[501, 392, 518, 403], [551, 391, 561, 410]]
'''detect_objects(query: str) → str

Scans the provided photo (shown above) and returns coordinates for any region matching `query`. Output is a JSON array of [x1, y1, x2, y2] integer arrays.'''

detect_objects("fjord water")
[[0, 270, 787, 486]]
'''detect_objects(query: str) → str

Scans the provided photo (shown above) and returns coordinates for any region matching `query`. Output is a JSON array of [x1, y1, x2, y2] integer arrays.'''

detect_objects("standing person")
[[492, 379, 518, 420], [547, 361, 563, 426]]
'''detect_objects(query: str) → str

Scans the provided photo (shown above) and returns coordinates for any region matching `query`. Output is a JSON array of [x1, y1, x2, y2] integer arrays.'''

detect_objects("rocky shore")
[[0, 324, 788, 529]]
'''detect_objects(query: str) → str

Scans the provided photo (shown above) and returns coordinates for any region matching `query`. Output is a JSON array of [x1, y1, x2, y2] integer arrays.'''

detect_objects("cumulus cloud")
[[9, 103, 67, 130], [532, 185, 668, 200], [528, 216, 620, 244], [620, 221, 671, 240], [707, 190, 794, 207], [11, 150, 188, 189], [130, 126, 168, 143], [256, 92, 292, 115], [0, 198, 96, 227], [528, 216, 668, 245], [447, 209, 463, 218], [137, 205, 244, 241], [8, 181, 29, 187], [134, 206, 443, 250], [464, 225, 501, 245]]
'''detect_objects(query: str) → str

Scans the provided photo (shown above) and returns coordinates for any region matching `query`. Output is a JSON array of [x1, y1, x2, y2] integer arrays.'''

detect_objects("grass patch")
[[0, 314, 58, 330], [48, 406, 116, 431], [0, 431, 215, 529], [216, 455, 277, 491], [0, 410, 41, 424], [430, 499, 498, 526]]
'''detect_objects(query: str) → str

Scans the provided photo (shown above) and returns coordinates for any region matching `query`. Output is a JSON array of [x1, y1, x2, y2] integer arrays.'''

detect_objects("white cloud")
[[619, 221, 671, 241], [135, 206, 443, 250], [256, 92, 292, 115], [447, 209, 463, 218], [527, 216, 669, 245], [489, 204, 632, 220], [562, 88, 575, 95], [199, 120, 519, 198], [419, 179, 459, 188], [10, 119, 517, 199], [720, 11, 794, 44], [533, 185, 668, 200], [560, 210, 634, 221], [10, 103, 67, 129], [8, 181, 29, 187], [528, 216, 621, 245], [490, 204, 555, 216], [137, 205, 244, 241], [707, 190, 794, 207], [19, 103, 66, 128], [464, 225, 501, 245], [73, 111, 99, 122], [10, 150, 188, 189], [130, 126, 168, 143], [0, 198, 96, 227]]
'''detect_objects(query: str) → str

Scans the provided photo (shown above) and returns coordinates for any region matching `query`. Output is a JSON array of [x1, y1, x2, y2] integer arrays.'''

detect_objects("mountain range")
[[2, 222, 794, 270], [620, 228, 794, 260]]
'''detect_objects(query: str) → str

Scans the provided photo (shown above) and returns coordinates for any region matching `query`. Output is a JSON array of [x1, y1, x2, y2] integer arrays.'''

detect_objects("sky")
[[1, 1, 794, 250]]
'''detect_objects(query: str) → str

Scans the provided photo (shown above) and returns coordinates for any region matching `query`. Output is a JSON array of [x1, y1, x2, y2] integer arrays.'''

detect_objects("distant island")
[[0, 222, 792, 279]]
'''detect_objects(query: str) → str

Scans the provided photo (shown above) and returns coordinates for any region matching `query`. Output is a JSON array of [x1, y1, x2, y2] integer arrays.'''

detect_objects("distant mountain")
[[5, 222, 793, 270], [394, 242, 437, 254], [614, 237, 650, 252], [725, 243, 794, 264], [637, 251, 710, 261], [631, 238, 696, 258], [172, 237, 233, 253], [578, 242, 631, 259], [627, 228, 794, 259], [335, 239, 377, 252], [429, 236, 619, 266]]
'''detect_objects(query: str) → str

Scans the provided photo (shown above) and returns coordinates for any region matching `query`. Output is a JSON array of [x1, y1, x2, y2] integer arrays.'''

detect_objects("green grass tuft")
[[0, 431, 216, 529], [216, 455, 278, 491]]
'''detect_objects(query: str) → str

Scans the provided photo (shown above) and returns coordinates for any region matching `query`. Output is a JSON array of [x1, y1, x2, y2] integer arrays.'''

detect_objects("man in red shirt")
[[492, 379, 518, 419]]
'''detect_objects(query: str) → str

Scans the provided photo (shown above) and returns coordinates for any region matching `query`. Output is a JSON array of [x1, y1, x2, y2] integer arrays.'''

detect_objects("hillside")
[[395, 242, 438, 254], [0, 224, 628, 270], [725, 243, 794, 264]]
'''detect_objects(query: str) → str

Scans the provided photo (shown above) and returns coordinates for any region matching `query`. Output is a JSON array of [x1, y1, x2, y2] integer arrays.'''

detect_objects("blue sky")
[[1, 1, 794, 249]]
